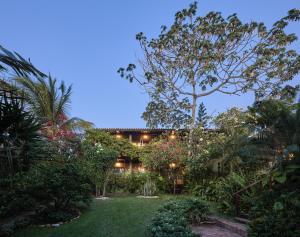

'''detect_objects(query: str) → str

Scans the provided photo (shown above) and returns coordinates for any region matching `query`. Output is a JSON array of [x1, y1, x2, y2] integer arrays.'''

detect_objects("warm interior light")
[[114, 159, 125, 168], [288, 153, 295, 160], [169, 135, 176, 140], [114, 162, 122, 168], [142, 134, 150, 140], [169, 163, 176, 168], [116, 134, 122, 139]]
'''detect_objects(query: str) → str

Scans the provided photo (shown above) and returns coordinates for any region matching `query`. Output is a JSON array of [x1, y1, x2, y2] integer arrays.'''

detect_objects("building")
[[97, 128, 186, 172]]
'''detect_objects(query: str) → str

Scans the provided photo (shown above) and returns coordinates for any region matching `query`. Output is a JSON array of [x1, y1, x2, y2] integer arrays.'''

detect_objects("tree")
[[82, 142, 118, 197], [197, 102, 209, 128], [213, 108, 252, 172], [0, 45, 45, 78], [142, 139, 188, 194], [14, 76, 93, 156], [119, 2, 300, 143]]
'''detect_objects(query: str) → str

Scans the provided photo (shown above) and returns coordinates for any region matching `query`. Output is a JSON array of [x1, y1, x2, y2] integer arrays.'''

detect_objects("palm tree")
[[14, 75, 93, 141]]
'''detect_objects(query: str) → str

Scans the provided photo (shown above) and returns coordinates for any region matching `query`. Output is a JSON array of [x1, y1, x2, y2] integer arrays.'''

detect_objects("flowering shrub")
[[142, 140, 187, 171], [141, 140, 188, 193]]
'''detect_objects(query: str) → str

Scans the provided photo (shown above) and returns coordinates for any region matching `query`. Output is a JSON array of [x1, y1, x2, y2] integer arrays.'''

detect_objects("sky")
[[1, 0, 300, 128]]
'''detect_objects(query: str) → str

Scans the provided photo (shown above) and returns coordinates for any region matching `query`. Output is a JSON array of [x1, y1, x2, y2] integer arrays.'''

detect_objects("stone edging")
[[36, 213, 81, 228]]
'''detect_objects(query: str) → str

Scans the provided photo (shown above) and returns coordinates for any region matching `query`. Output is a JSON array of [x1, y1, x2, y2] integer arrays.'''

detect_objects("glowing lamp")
[[288, 153, 295, 160], [142, 134, 150, 140], [169, 163, 176, 168], [169, 135, 176, 140], [114, 161, 124, 168], [116, 134, 122, 139]]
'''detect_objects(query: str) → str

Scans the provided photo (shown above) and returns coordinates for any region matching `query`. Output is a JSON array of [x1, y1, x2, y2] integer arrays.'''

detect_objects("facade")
[[97, 128, 185, 172]]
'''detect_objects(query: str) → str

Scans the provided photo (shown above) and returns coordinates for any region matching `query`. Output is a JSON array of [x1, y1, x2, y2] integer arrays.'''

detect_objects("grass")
[[15, 196, 173, 237]]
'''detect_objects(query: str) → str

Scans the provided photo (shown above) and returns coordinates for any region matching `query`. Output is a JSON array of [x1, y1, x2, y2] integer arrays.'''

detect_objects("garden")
[[1, 2, 300, 237]]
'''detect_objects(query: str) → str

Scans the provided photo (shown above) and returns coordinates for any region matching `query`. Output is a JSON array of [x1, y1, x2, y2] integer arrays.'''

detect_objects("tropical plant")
[[0, 89, 42, 181], [14, 76, 93, 157], [0, 45, 45, 78], [247, 98, 300, 236]]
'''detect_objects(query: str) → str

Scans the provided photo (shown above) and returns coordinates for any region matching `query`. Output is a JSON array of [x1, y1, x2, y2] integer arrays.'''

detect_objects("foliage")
[[150, 198, 209, 237], [119, 2, 300, 130], [14, 76, 93, 142], [0, 162, 91, 224], [85, 129, 141, 160], [185, 108, 252, 183], [248, 102, 300, 236], [196, 102, 209, 128], [213, 107, 253, 172], [248, 190, 300, 237], [192, 172, 260, 215], [142, 139, 188, 193], [81, 142, 118, 196], [142, 140, 187, 171], [0, 45, 45, 78], [0, 90, 42, 179], [185, 127, 223, 183]]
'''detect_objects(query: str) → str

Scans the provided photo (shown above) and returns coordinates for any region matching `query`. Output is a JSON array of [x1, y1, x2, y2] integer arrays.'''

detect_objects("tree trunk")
[[102, 178, 108, 197], [95, 184, 99, 197], [188, 89, 197, 156]]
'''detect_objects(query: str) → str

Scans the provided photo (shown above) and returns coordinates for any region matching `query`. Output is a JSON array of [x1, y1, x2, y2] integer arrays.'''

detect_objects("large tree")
[[119, 3, 300, 140]]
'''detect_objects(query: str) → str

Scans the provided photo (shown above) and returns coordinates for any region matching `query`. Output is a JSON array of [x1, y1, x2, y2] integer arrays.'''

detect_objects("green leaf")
[[273, 201, 284, 211], [274, 173, 287, 184]]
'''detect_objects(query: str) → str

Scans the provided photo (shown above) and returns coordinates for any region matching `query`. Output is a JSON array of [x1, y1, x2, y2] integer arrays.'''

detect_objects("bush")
[[124, 172, 148, 194], [192, 172, 258, 215], [108, 171, 162, 195], [1, 162, 92, 225], [149, 198, 209, 237], [248, 191, 300, 237]]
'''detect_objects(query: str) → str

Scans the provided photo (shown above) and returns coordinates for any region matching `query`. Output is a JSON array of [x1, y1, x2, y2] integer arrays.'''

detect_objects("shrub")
[[1, 162, 92, 225], [192, 172, 259, 215], [124, 172, 148, 194], [248, 190, 300, 237], [108, 171, 161, 196], [149, 198, 209, 237]]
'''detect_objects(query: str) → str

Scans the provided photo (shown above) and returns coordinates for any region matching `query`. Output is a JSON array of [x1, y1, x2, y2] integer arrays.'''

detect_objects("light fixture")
[[288, 153, 295, 160], [169, 163, 176, 168], [169, 134, 176, 140], [138, 166, 145, 173], [116, 134, 122, 139], [114, 160, 125, 168], [142, 134, 150, 140]]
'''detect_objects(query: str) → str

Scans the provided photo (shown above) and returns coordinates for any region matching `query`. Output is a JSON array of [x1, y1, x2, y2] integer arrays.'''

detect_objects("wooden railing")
[[233, 180, 263, 217]]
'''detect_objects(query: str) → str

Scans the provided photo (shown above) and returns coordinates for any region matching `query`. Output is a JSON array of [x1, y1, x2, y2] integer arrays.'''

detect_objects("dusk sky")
[[1, 0, 300, 128]]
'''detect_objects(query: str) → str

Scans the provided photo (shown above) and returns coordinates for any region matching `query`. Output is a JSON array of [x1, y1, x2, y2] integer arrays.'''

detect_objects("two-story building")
[[97, 128, 185, 172]]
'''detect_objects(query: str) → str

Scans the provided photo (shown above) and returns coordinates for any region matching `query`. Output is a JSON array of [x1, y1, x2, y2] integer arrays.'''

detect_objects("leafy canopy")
[[119, 2, 300, 129]]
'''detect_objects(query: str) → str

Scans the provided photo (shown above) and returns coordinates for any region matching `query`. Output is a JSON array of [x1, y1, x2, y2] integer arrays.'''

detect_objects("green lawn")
[[15, 196, 172, 237]]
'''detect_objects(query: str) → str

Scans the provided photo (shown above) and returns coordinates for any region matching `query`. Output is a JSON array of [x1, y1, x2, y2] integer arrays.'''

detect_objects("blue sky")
[[1, 0, 299, 128]]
